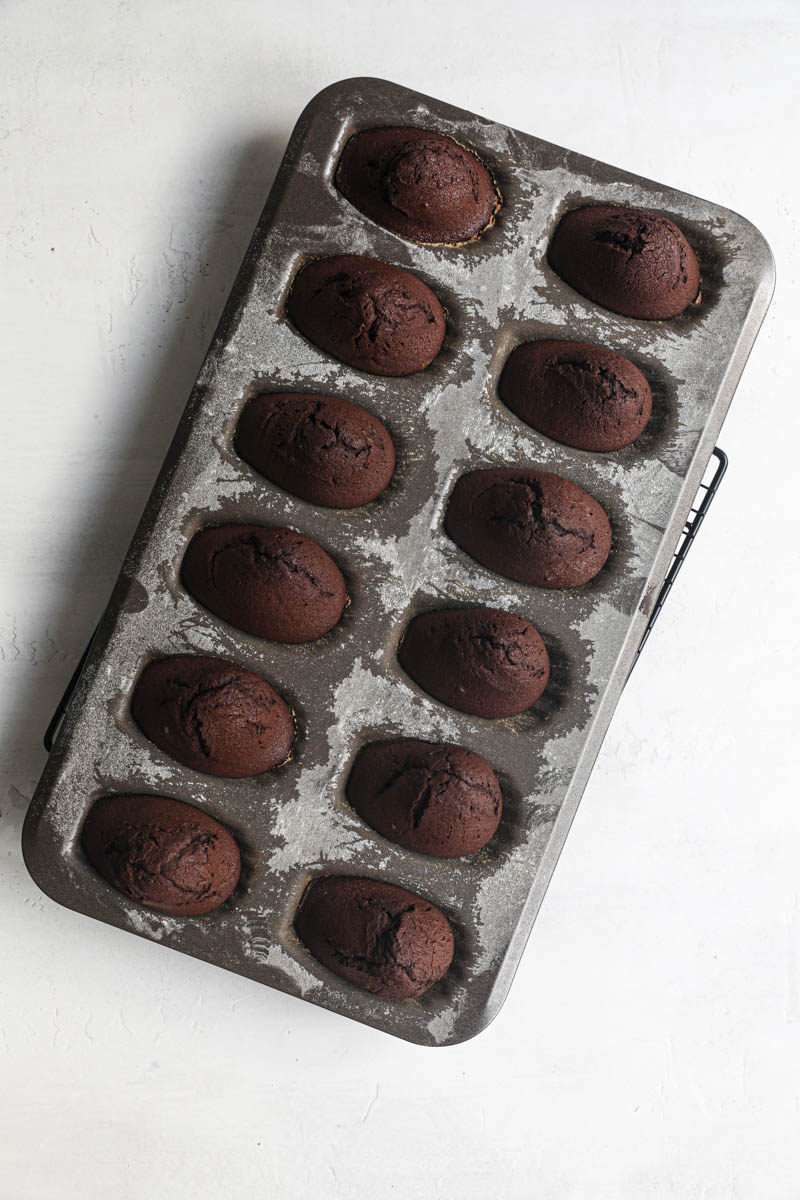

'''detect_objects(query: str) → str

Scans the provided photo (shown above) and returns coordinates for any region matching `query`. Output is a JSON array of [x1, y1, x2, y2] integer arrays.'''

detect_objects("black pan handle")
[[629, 446, 728, 674], [43, 625, 99, 752]]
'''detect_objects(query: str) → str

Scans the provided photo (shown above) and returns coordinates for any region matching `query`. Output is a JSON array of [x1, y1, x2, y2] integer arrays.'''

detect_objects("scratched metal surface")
[[22, 77, 774, 1046]]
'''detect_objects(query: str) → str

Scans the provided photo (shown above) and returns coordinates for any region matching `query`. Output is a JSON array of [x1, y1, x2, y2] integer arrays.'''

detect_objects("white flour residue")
[[124, 907, 181, 941], [352, 495, 441, 611], [427, 1006, 458, 1044], [593, 457, 683, 531], [239, 917, 322, 996], [169, 613, 230, 657], [470, 815, 554, 973], [423, 342, 560, 473], [570, 598, 636, 689], [538, 599, 634, 792], [93, 741, 177, 790], [260, 943, 321, 995]]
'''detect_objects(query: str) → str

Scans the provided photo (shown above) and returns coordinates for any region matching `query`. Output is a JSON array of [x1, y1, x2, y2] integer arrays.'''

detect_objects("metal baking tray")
[[23, 77, 774, 1046]]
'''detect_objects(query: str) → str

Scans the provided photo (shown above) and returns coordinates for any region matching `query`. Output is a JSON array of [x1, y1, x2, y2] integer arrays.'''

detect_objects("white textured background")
[[1, 2, 798, 1196]]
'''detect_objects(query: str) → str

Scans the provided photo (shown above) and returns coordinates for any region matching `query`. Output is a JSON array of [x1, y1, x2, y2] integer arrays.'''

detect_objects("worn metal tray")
[[22, 77, 774, 1046]]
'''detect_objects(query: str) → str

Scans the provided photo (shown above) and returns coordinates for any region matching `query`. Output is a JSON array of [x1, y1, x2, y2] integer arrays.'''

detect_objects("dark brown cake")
[[294, 875, 454, 999], [548, 203, 700, 320], [445, 467, 611, 588], [235, 392, 395, 509], [398, 607, 550, 718], [181, 524, 347, 643], [499, 339, 652, 452], [286, 254, 446, 376], [335, 125, 500, 245], [347, 738, 502, 858], [82, 794, 240, 916], [131, 654, 294, 778]]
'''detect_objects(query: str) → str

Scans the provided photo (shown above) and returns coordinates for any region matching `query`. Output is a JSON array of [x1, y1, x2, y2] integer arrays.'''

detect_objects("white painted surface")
[[1, 1, 798, 1196]]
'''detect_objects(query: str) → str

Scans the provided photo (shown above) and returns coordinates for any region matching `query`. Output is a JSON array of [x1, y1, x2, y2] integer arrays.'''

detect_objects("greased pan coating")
[[23, 78, 774, 1046]]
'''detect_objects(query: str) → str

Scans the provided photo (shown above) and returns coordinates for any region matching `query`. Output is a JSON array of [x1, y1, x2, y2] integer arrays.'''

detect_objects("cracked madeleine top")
[[81, 793, 241, 916], [347, 737, 502, 858], [499, 338, 652, 452], [286, 254, 446, 376], [130, 654, 294, 777], [548, 204, 700, 320], [335, 126, 501, 245], [181, 523, 347, 643], [445, 467, 612, 588], [294, 875, 454, 999], [235, 391, 395, 508], [398, 606, 550, 719]]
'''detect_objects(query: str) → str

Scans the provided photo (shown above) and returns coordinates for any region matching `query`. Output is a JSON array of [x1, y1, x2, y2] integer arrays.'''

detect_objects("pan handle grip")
[[629, 446, 728, 676], [43, 622, 99, 752]]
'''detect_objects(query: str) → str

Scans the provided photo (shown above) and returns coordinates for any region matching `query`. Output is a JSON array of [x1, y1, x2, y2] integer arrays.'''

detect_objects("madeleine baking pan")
[[23, 77, 774, 1045]]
